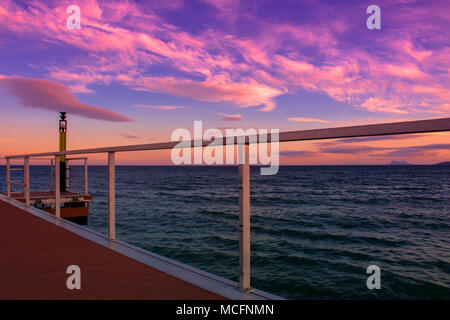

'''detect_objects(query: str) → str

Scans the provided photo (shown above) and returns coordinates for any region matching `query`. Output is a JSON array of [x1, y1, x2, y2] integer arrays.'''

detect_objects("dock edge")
[[0, 194, 285, 300]]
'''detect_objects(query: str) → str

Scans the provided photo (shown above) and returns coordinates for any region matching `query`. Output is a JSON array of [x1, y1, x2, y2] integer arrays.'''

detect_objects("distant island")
[[390, 160, 411, 165], [435, 161, 450, 165], [388, 160, 450, 165]]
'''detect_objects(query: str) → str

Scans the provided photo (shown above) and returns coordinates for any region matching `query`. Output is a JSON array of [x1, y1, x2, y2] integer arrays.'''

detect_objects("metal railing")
[[7, 157, 87, 198], [3, 117, 450, 291], [6, 157, 32, 206], [62, 157, 88, 194]]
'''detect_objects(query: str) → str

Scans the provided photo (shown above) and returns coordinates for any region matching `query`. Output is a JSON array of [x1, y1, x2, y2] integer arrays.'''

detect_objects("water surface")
[[1, 165, 449, 299]]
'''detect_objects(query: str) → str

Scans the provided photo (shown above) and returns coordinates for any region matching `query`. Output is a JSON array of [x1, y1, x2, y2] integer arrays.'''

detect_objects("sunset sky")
[[0, 0, 449, 165]]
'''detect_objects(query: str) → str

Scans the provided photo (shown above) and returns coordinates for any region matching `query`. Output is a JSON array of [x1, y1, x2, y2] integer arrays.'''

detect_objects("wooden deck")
[[0, 199, 224, 299]]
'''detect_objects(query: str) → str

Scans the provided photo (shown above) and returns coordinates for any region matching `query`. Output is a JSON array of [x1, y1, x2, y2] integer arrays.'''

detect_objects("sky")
[[0, 0, 449, 165]]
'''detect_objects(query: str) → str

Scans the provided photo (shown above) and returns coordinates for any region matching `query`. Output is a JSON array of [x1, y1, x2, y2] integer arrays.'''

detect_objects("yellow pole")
[[59, 112, 67, 192]]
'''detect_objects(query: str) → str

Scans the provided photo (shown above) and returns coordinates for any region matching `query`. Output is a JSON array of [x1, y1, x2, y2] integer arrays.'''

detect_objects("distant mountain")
[[390, 160, 411, 165], [435, 161, 450, 165]]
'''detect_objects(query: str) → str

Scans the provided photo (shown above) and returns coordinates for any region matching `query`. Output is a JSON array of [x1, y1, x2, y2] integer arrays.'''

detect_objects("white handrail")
[[3, 116, 450, 292], [3, 117, 449, 159]]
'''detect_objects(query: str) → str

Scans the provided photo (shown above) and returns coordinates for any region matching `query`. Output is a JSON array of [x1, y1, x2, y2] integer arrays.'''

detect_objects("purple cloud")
[[1, 1, 448, 115], [319, 145, 384, 154], [317, 143, 450, 157], [132, 104, 190, 111], [121, 133, 141, 139], [0, 76, 133, 122], [335, 134, 429, 143], [279, 150, 319, 157], [374, 144, 450, 157], [219, 113, 243, 121]]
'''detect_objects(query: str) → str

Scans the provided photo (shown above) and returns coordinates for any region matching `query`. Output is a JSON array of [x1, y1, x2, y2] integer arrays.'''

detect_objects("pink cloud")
[[0, 76, 133, 122], [402, 41, 433, 61], [360, 97, 408, 114], [121, 133, 142, 139], [279, 150, 319, 157], [0, 1, 281, 110], [132, 104, 190, 111], [0, 0, 448, 116], [130, 76, 283, 111], [384, 64, 429, 80], [287, 117, 330, 124], [219, 113, 243, 121]]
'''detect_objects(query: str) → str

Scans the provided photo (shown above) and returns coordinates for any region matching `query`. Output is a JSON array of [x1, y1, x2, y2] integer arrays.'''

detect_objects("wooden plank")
[[0, 199, 224, 299]]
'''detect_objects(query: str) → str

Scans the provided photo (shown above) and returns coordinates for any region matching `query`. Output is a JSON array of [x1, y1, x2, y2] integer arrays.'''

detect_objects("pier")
[[1, 117, 449, 299], [0, 195, 278, 299], [0, 197, 222, 299]]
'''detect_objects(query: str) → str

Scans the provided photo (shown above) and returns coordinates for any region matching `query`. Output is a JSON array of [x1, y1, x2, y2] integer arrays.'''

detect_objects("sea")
[[0, 165, 449, 299]]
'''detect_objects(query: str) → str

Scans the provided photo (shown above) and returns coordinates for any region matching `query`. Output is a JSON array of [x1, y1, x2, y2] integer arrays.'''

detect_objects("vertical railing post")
[[24, 157, 30, 206], [50, 159, 54, 192], [54, 155, 60, 218], [238, 143, 251, 291], [84, 158, 88, 195], [65, 160, 69, 191], [108, 152, 115, 240], [6, 158, 11, 198]]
